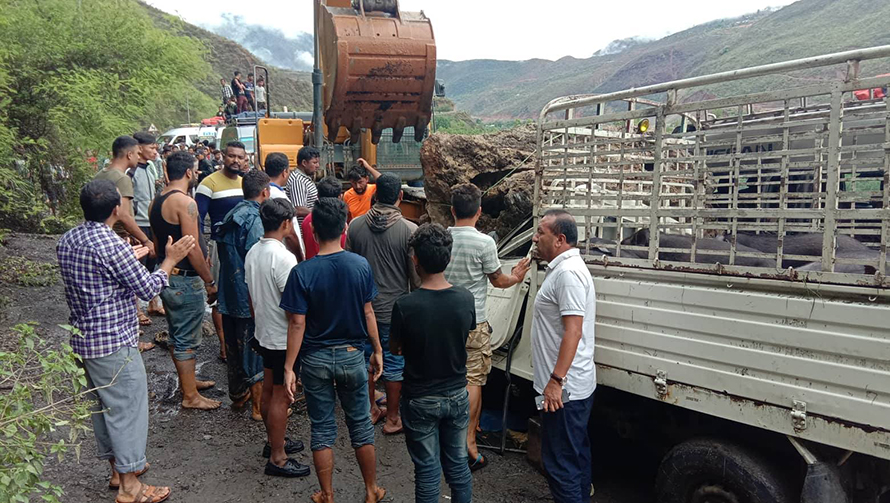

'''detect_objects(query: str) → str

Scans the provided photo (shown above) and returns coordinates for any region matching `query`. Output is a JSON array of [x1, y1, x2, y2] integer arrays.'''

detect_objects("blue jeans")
[[301, 346, 375, 451], [221, 315, 263, 401], [541, 393, 595, 503], [402, 389, 473, 503], [364, 322, 404, 382], [159, 275, 205, 361]]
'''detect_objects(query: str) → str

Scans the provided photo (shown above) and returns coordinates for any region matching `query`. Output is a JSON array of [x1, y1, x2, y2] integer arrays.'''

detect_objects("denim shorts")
[[301, 346, 374, 451], [160, 274, 206, 361], [364, 322, 404, 382]]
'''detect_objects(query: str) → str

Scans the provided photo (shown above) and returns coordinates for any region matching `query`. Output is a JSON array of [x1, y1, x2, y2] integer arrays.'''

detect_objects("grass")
[[0, 256, 60, 287]]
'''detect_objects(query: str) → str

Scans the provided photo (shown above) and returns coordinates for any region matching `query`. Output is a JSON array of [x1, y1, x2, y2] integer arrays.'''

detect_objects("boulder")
[[421, 125, 536, 238]]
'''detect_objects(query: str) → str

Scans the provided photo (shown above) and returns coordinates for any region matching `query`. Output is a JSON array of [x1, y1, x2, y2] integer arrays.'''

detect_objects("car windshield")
[[158, 135, 175, 145]]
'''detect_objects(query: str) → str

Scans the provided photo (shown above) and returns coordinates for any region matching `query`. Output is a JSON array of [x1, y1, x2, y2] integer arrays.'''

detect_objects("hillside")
[[140, 2, 312, 115], [437, 0, 890, 119]]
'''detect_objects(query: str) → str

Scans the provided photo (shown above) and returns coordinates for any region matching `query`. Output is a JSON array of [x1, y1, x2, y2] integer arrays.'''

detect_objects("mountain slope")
[[437, 0, 890, 119], [140, 2, 312, 114]]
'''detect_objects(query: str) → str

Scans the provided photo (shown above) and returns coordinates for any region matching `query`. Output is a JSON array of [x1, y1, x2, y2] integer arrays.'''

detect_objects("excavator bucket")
[[318, 0, 435, 144]]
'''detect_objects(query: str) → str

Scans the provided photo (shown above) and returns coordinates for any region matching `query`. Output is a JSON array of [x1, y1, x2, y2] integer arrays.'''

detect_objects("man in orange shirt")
[[344, 158, 381, 221]]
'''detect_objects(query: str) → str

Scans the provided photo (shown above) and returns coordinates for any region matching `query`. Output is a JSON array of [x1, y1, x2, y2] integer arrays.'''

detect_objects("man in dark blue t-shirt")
[[279, 198, 386, 503]]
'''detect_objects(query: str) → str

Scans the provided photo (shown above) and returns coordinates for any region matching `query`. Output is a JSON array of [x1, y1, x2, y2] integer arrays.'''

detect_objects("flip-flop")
[[382, 425, 403, 435], [374, 390, 387, 407], [137, 313, 152, 326], [114, 483, 170, 503], [137, 342, 155, 353], [368, 486, 387, 503], [469, 453, 488, 472], [108, 463, 150, 489], [370, 406, 387, 425], [382, 419, 403, 435]]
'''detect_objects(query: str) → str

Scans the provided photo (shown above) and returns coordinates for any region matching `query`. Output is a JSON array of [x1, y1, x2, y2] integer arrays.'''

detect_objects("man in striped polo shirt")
[[196, 141, 246, 363], [444, 183, 530, 471], [285, 146, 319, 226]]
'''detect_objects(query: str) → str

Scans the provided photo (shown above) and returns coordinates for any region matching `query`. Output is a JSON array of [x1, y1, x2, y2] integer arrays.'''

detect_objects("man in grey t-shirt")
[[132, 131, 164, 320], [346, 173, 420, 434], [444, 183, 529, 470]]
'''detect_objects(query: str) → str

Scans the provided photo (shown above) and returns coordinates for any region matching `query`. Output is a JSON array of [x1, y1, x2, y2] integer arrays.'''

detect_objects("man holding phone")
[[530, 209, 596, 503]]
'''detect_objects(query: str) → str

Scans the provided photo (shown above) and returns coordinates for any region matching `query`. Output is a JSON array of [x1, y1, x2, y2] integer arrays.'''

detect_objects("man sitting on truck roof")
[[444, 183, 530, 471], [344, 158, 381, 221], [531, 209, 596, 503]]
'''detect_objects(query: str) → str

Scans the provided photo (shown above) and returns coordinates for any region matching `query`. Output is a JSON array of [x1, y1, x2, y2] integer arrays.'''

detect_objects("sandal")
[[370, 406, 387, 426], [114, 484, 170, 503], [469, 453, 488, 472], [108, 463, 150, 489], [368, 487, 387, 503], [137, 313, 152, 326], [137, 342, 155, 353]]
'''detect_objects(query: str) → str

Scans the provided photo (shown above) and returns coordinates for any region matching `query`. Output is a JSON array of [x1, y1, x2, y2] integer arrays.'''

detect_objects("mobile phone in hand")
[[535, 388, 570, 410]]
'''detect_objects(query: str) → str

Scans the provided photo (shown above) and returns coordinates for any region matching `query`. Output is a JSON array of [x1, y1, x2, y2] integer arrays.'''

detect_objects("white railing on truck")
[[535, 45, 890, 290]]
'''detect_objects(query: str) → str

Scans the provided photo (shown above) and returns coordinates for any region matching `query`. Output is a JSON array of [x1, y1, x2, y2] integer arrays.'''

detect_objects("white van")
[[158, 125, 224, 148]]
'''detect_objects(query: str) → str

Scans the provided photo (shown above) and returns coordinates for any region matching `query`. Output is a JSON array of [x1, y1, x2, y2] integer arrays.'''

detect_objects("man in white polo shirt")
[[530, 209, 596, 503], [244, 198, 309, 479]]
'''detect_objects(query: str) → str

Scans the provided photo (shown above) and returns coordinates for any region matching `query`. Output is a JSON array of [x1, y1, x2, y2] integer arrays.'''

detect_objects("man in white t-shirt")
[[244, 198, 309, 479], [263, 152, 305, 261], [531, 209, 596, 503]]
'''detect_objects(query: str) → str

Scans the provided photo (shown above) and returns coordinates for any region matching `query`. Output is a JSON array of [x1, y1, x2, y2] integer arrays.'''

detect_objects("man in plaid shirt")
[[57, 179, 195, 503]]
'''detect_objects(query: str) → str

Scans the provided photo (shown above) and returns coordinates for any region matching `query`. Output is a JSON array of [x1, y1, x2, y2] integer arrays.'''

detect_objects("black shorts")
[[256, 343, 296, 386]]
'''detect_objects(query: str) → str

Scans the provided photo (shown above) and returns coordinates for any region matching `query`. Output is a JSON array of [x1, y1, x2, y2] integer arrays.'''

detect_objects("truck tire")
[[655, 438, 795, 503]]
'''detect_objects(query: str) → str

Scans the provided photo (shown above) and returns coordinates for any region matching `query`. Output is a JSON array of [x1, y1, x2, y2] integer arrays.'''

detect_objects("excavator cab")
[[317, 0, 436, 144]]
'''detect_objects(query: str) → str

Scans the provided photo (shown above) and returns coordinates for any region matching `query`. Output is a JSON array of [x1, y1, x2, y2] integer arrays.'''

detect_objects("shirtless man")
[[149, 151, 220, 410]]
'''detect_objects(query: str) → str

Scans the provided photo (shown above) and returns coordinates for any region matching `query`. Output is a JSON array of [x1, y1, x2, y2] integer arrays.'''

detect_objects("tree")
[[0, 0, 216, 227]]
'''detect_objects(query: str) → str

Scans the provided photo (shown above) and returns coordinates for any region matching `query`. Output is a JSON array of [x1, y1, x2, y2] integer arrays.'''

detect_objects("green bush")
[[0, 0, 215, 231], [0, 324, 93, 503], [0, 257, 59, 287], [39, 216, 78, 235]]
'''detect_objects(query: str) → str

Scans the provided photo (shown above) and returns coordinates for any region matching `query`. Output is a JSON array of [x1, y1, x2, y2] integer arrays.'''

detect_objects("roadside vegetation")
[[0, 0, 215, 233]]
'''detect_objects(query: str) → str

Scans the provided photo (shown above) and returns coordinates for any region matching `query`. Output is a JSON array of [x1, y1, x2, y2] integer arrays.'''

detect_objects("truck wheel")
[[655, 438, 795, 503]]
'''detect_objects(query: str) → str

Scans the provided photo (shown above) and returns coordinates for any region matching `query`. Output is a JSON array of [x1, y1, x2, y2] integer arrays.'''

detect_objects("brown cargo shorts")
[[466, 321, 492, 386]]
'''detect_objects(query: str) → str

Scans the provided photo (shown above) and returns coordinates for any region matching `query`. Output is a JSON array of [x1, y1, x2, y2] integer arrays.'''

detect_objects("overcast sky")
[[146, 0, 798, 61]]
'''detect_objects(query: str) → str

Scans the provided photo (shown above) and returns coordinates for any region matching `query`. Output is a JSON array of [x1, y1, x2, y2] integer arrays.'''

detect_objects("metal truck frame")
[[491, 45, 890, 501]]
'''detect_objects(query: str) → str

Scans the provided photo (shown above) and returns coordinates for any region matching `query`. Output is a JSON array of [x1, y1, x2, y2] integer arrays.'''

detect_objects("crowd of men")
[[57, 132, 598, 503], [220, 70, 266, 117]]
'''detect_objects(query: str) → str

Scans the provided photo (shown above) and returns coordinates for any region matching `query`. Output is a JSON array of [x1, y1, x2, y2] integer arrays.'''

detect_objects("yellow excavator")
[[252, 0, 436, 183]]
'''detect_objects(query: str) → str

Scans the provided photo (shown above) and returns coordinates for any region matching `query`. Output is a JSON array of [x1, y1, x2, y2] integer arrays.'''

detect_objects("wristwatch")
[[550, 372, 567, 386]]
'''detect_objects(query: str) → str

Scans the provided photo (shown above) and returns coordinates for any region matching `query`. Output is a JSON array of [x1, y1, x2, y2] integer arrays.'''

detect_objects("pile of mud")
[[420, 125, 536, 239]]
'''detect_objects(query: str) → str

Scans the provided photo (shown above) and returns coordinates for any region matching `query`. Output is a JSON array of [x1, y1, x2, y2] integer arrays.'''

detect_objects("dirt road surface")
[[3, 233, 651, 503]]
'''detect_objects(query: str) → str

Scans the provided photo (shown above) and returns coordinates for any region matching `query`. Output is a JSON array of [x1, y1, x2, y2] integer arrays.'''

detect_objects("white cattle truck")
[[486, 46, 890, 503]]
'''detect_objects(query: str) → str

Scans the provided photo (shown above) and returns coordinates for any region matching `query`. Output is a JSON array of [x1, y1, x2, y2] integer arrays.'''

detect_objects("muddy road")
[[3, 233, 651, 503]]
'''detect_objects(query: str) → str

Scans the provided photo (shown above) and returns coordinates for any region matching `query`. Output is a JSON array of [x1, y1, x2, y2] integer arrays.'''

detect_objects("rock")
[[421, 125, 536, 237], [202, 320, 215, 338]]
